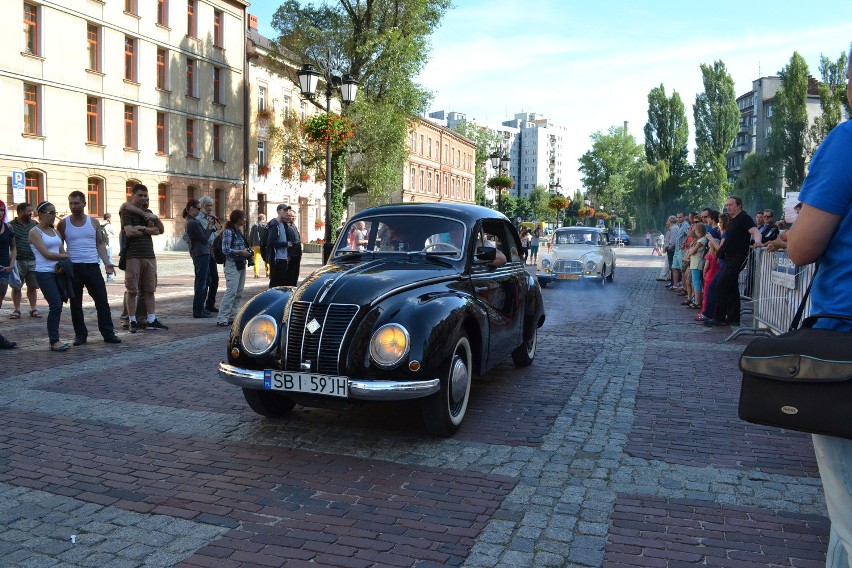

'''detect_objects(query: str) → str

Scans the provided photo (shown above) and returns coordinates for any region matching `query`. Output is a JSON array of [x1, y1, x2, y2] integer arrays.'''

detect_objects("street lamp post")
[[296, 61, 358, 263], [489, 150, 510, 207]]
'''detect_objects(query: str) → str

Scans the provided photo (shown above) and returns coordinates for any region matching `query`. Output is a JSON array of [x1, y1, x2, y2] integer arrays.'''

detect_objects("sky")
[[249, 0, 852, 190]]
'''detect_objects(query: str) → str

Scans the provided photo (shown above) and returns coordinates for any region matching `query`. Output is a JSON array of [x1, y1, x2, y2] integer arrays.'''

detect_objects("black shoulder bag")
[[738, 263, 852, 439]]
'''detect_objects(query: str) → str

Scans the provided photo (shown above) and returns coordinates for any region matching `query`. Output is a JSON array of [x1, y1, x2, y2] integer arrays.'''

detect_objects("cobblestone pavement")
[[0, 248, 829, 567]]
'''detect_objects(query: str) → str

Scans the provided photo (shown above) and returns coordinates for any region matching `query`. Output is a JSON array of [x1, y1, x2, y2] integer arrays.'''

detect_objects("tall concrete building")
[[726, 75, 823, 195], [2, 0, 247, 249], [428, 110, 568, 201]]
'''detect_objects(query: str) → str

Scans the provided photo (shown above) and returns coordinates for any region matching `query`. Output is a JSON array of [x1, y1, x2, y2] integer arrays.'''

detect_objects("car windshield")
[[334, 215, 467, 258], [555, 230, 598, 245]]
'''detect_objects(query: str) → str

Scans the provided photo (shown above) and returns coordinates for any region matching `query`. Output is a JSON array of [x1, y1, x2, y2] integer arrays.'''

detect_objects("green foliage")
[[303, 113, 355, 150], [734, 153, 782, 215], [528, 186, 553, 223], [487, 175, 514, 190], [768, 52, 811, 191], [634, 161, 668, 232], [496, 192, 516, 216], [644, 85, 690, 175], [578, 125, 644, 212], [271, 0, 451, 203], [810, 51, 849, 147], [330, 152, 347, 230], [693, 61, 739, 208]]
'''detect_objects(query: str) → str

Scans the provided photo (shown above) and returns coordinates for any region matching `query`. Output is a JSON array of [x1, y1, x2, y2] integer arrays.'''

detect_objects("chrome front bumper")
[[218, 362, 440, 401]]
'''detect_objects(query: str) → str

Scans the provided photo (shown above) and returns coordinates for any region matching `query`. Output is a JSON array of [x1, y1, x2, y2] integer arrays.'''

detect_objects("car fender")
[[521, 273, 546, 338], [227, 287, 293, 369], [349, 286, 489, 377]]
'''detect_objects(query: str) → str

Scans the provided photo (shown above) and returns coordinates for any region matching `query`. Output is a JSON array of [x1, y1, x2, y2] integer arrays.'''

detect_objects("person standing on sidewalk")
[[28, 202, 72, 351], [248, 213, 268, 278], [217, 210, 252, 327], [704, 196, 761, 327], [101, 212, 115, 282], [57, 191, 121, 345], [121, 184, 167, 333], [0, 200, 17, 313], [9, 202, 41, 319], [786, 49, 852, 567], [183, 199, 214, 319], [198, 196, 220, 313], [265, 204, 290, 288], [284, 208, 302, 286]]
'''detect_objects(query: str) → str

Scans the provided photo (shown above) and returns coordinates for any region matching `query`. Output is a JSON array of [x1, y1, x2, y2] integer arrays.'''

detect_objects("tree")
[[527, 186, 553, 224], [643, 85, 691, 213], [271, 0, 451, 203], [634, 161, 668, 232], [768, 52, 811, 191], [733, 153, 782, 215], [578, 125, 644, 212], [810, 51, 849, 147], [452, 120, 501, 205], [693, 61, 739, 209]]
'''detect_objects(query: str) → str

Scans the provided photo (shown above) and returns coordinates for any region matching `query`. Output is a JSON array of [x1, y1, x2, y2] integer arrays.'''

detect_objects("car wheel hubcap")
[[449, 355, 469, 414]]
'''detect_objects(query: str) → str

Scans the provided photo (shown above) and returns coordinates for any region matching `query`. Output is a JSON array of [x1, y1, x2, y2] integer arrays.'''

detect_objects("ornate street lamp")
[[488, 151, 510, 205], [296, 61, 358, 263]]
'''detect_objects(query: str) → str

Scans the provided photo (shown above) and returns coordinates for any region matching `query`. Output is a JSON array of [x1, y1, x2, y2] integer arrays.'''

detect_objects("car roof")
[[348, 203, 509, 225]]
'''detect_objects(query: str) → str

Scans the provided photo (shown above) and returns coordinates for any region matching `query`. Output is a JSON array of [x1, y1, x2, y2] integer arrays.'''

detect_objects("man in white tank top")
[[57, 191, 121, 345]]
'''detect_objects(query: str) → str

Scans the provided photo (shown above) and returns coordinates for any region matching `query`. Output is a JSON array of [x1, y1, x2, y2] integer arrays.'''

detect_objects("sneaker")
[[206, 306, 219, 312], [147, 319, 169, 330], [664, 284, 673, 289], [103, 335, 122, 344], [129, 321, 138, 334], [0, 336, 16, 349]]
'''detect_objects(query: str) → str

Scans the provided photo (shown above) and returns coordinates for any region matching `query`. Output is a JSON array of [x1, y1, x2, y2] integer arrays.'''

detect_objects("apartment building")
[[726, 75, 823, 194], [246, 15, 336, 242], [1, 0, 247, 249], [400, 118, 476, 205]]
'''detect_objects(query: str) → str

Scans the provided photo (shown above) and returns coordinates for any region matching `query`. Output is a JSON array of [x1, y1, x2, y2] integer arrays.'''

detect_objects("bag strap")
[[790, 260, 819, 331]]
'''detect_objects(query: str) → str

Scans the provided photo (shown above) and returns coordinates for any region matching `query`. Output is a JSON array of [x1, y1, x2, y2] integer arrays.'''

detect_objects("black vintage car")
[[218, 203, 545, 436]]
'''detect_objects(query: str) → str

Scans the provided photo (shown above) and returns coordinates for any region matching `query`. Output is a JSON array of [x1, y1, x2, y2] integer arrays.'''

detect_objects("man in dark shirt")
[[284, 208, 302, 286], [9, 202, 41, 319], [758, 208, 780, 242], [121, 184, 167, 333], [705, 195, 762, 327]]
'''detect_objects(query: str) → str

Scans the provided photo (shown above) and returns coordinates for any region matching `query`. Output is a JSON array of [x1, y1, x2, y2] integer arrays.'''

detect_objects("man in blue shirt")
[[786, 46, 852, 568]]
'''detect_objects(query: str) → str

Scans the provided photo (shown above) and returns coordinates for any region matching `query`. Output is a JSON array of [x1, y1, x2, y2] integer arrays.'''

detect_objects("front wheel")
[[606, 266, 614, 282], [422, 334, 472, 437], [537, 277, 549, 288], [512, 324, 537, 367], [242, 388, 296, 417]]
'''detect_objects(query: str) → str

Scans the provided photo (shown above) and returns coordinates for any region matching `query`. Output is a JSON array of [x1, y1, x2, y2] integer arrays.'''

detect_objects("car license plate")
[[557, 273, 580, 280], [263, 370, 348, 398]]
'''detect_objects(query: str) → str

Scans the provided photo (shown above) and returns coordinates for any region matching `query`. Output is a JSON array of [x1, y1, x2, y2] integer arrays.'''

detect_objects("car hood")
[[290, 256, 461, 305], [549, 244, 603, 259]]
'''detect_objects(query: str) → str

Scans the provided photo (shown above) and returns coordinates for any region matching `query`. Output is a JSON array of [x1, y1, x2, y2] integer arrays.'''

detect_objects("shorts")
[[10, 259, 38, 290], [530, 245, 539, 255], [0, 270, 8, 284], [672, 249, 685, 270], [124, 257, 158, 294], [691, 268, 703, 291]]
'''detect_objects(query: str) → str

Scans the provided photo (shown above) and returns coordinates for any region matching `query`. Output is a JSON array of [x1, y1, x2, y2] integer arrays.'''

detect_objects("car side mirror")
[[474, 245, 497, 263]]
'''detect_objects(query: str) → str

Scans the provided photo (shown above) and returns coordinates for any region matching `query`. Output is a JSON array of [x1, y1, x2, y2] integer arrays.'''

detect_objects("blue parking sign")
[[11, 170, 25, 203]]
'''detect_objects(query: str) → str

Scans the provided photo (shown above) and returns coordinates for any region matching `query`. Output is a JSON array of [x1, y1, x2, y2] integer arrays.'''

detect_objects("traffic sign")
[[11, 170, 25, 203]]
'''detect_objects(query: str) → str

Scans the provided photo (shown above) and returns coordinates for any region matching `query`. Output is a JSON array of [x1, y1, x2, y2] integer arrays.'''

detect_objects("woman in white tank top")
[[28, 201, 72, 351]]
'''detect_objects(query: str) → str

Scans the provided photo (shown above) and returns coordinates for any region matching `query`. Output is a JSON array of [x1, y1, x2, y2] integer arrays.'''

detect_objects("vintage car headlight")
[[541, 259, 552, 270], [585, 260, 598, 272], [241, 315, 279, 356], [370, 324, 410, 369]]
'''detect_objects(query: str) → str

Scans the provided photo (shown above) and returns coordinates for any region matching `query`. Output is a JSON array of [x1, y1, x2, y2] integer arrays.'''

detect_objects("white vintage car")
[[536, 227, 615, 287]]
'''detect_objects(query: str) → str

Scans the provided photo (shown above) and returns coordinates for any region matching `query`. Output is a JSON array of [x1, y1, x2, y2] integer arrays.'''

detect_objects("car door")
[[469, 219, 523, 367]]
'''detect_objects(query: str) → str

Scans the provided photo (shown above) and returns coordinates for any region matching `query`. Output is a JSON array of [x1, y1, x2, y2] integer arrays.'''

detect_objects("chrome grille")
[[554, 259, 583, 274], [284, 302, 359, 374]]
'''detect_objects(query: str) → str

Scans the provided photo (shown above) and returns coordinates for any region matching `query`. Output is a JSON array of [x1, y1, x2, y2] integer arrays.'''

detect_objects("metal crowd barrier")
[[727, 247, 815, 340]]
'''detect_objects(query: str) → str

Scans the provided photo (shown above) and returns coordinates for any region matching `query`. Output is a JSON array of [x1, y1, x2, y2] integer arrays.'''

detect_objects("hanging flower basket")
[[315, 218, 325, 230], [486, 175, 514, 190], [299, 172, 311, 182], [302, 113, 355, 151], [257, 164, 270, 177], [257, 109, 272, 120]]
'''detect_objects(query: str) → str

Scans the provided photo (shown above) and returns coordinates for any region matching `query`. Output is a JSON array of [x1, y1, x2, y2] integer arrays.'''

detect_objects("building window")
[[156, 112, 168, 154], [214, 188, 225, 219], [124, 105, 136, 149], [156, 48, 168, 90], [212, 67, 222, 103], [435, 172, 440, 196], [258, 193, 267, 219], [410, 167, 415, 190], [187, 185, 197, 201], [213, 125, 222, 162], [300, 102, 307, 120], [124, 36, 136, 81], [157, 0, 168, 26], [87, 177, 103, 216], [419, 170, 424, 192], [125, 0, 137, 14], [186, 118, 195, 156], [86, 25, 100, 71], [257, 140, 266, 167], [157, 183, 169, 218], [282, 94, 291, 117], [258, 86, 266, 111], [187, 0, 197, 37], [23, 83, 38, 135], [427, 171, 432, 194], [186, 58, 196, 96], [86, 97, 100, 144], [24, 3, 39, 56], [213, 10, 223, 47], [25, 171, 43, 205]]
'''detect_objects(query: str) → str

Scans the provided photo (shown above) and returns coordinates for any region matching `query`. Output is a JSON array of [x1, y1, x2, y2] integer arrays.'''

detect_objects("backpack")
[[99, 224, 110, 246], [212, 231, 226, 264]]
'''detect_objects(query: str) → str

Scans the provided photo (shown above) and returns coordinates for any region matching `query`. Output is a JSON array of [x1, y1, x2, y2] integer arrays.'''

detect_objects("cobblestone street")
[[0, 248, 829, 567]]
